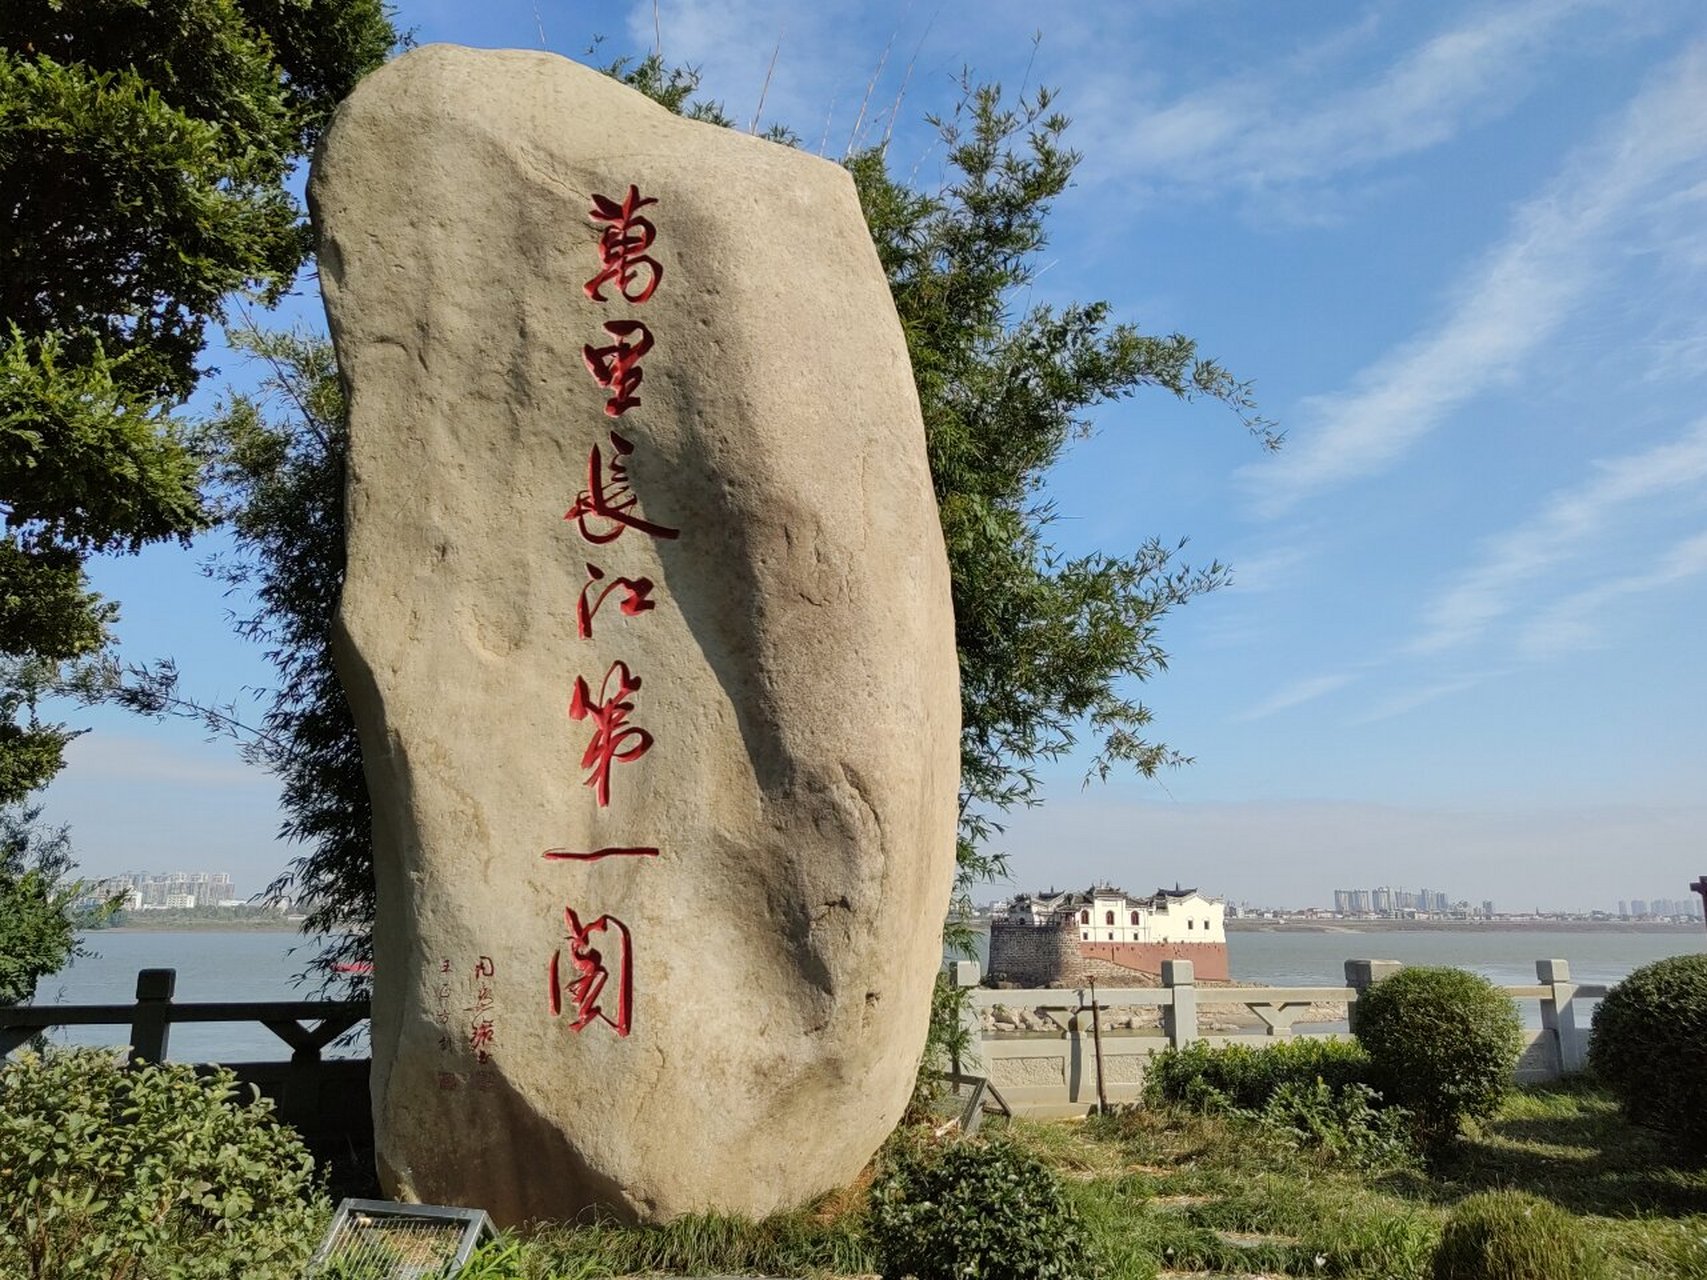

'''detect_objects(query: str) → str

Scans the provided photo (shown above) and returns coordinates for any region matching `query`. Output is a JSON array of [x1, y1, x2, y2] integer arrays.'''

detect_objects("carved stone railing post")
[[1344, 959, 1402, 1035], [1162, 959, 1198, 1049], [1537, 958, 1584, 1074], [948, 959, 986, 1078]]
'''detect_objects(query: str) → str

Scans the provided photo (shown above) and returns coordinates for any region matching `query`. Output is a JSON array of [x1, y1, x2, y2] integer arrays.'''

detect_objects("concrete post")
[[1537, 958, 1584, 1075], [1344, 959, 1402, 1034], [1162, 959, 1198, 1049], [946, 959, 987, 1078], [129, 968, 176, 1066], [947, 959, 981, 989]]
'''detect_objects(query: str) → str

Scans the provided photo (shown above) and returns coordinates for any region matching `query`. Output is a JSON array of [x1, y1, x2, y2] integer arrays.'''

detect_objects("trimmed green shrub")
[[1354, 966, 1521, 1152], [1143, 1036, 1375, 1111], [868, 1134, 1094, 1280], [1588, 952, 1707, 1153], [0, 1047, 324, 1279], [1431, 1190, 1608, 1280]]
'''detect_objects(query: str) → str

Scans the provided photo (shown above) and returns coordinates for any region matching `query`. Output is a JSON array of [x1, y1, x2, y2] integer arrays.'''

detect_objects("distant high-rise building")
[[1618, 900, 1628, 917], [1336, 884, 1482, 916], [106, 871, 238, 908], [1631, 899, 1649, 917]]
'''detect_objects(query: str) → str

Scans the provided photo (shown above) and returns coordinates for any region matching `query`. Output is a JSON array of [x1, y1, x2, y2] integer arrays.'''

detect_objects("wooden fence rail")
[[1, 967, 373, 1149], [0, 967, 368, 1062]]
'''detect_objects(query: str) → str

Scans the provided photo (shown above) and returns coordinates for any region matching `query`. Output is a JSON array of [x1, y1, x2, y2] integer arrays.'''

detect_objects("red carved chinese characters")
[[577, 562, 655, 639], [465, 955, 496, 1063], [584, 185, 662, 303], [432, 955, 497, 1088], [583, 319, 653, 417], [567, 660, 653, 807], [547, 181, 675, 1039], [543, 846, 660, 861], [565, 431, 680, 544], [547, 907, 633, 1036]]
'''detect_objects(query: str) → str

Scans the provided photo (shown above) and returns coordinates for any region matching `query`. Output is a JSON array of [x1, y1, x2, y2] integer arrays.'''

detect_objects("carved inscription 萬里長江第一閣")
[[545, 184, 677, 1035]]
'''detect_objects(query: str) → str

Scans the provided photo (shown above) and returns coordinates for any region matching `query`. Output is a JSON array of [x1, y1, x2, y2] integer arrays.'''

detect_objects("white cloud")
[[1644, 320, 1707, 383], [1412, 419, 1707, 654], [1250, 43, 1707, 515], [1236, 672, 1358, 721], [1345, 673, 1495, 724], [629, 0, 919, 153], [1519, 527, 1707, 656], [1083, 0, 1615, 194], [1226, 542, 1316, 594]]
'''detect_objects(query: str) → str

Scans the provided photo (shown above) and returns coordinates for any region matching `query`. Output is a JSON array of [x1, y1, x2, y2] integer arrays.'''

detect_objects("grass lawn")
[[485, 1079, 1707, 1279], [1055, 1078, 1707, 1278]]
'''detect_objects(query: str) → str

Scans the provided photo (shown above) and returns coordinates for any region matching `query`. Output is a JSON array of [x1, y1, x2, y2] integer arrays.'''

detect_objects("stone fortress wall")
[[987, 915, 1230, 985], [985, 916, 1087, 986], [1080, 939, 1229, 982]]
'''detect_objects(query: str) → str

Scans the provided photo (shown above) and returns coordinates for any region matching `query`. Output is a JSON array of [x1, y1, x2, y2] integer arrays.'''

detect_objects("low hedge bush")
[[0, 1047, 324, 1280], [1588, 952, 1707, 1154], [1431, 1190, 1608, 1279], [1142, 1039, 1410, 1166], [1354, 966, 1521, 1153], [868, 1133, 1094, 1280], [1143, 1036, 1376, 1111]]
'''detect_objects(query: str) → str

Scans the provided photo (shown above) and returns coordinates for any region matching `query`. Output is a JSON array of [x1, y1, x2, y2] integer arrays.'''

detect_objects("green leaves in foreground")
[[0, 806, 115, 1006], [0, 0, 393, 848], [869, 1133, 1093, 1280], [0, 1048, 326, 1280]]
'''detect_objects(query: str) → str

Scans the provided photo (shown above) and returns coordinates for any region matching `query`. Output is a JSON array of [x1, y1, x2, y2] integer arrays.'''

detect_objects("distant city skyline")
[[91, 870, 241, 910], [983, 876, 1707, 922], [1332, 887, 1471, 916], [1618, 897, 1699, 919]]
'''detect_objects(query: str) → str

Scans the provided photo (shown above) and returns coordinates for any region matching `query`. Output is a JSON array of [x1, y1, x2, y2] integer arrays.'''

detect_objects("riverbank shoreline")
[[92, 918, 307, 933]]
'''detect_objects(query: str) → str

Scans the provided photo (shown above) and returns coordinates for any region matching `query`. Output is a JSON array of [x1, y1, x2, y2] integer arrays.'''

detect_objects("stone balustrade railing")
[[947, 957, 1609, 1119]]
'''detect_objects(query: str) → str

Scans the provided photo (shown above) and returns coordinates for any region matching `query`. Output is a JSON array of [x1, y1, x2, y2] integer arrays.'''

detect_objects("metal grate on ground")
[[306, 1198, 493, 1279]]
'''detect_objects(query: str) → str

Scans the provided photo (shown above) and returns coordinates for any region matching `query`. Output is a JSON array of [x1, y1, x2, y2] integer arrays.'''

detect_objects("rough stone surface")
[[310, 45, 959, 1225]]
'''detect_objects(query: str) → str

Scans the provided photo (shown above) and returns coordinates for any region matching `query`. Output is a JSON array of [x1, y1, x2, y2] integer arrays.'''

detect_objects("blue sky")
[[39, 0, 1707, 912]]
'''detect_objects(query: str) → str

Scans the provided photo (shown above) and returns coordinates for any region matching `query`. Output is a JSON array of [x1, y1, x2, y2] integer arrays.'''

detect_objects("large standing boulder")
[[310, 45, 959, 1225]]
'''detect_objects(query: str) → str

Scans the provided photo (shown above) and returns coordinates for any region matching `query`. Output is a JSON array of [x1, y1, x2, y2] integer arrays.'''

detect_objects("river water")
[[23, 926, 1705, 1061], [29, 929, 355, 1062]]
